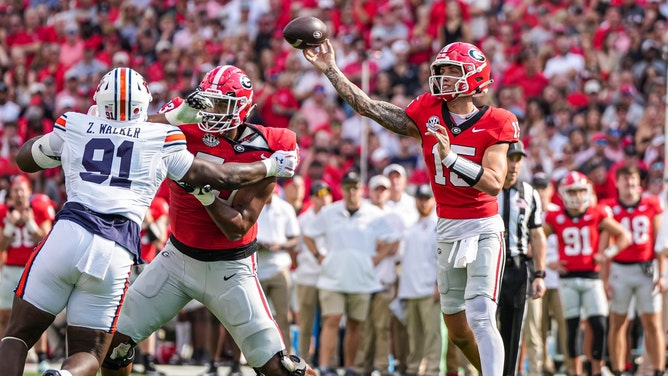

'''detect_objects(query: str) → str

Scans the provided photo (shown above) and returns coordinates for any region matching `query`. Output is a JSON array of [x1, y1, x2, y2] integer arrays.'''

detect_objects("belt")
[[505, 254, 526, 268]]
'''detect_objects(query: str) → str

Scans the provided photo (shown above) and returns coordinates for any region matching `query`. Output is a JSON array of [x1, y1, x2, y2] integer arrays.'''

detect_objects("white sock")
[[52, 370, 73, 376], [465, 295, 505, 376]]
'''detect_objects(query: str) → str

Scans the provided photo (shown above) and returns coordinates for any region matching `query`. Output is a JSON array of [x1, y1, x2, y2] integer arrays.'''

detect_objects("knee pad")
[[588, 315, 607, 360], [102, 341, 136, 370]]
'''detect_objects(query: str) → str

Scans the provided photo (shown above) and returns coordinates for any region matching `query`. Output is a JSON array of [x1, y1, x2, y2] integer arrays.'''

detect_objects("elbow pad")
[[31, 137, 61, 169]]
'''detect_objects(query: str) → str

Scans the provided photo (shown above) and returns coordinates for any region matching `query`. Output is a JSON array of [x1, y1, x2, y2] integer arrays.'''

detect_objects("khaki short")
[[319, 289, 371, 322]]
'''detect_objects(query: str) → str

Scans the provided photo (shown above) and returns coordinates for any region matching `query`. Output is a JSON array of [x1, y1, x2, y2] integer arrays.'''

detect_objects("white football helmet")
[[558, 171, 592, 211], [94, 68, 152, 122]]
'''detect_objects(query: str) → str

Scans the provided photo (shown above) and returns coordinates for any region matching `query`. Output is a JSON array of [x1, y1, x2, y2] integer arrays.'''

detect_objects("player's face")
[[433, 64, 464, 91], [9, 182, 31, 207], [565, 188, 588, 213], [616, 172, 641, 199]]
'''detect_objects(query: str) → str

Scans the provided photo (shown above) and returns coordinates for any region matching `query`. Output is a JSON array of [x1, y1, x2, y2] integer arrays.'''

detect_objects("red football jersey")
[[544, 204, 612, 272], [169, 123, 297, 250], [140, 196, 170, 262], [406, 96, 519, 219], [2, 194, 56, 266], [599, 195, 663, 263]]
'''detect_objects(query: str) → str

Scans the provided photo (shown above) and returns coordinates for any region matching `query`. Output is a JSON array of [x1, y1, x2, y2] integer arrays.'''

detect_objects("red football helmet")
[[429, 42, 493, 102], [558, 171, 592, 211], [197, 65, 255, 133]]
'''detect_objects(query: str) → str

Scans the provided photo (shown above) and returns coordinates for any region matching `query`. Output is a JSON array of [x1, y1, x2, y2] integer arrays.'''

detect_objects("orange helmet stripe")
[[118, 68, 127, 121]]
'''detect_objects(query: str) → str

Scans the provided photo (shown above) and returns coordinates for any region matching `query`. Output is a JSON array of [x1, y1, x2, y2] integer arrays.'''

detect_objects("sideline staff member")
[[497, 142, 547, 376]]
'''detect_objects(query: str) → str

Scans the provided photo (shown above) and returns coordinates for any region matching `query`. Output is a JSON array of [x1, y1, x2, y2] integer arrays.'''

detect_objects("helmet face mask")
[[94, 68, 152, 122], [558, 171, 592, 212], [429, 42, 493, 102], [197, 65, 254, 134]]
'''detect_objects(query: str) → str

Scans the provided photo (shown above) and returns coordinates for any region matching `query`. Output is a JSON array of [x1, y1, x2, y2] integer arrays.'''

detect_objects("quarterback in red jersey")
[[304, 40, 517, 376], [102, 65, 315, 376], [599, 166, 665, 376], [543, 171, 631, 376]]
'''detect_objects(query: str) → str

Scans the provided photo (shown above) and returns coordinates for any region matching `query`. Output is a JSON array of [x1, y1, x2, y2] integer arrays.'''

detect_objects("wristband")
[[603, 245, 620, 258], [3, 223, 15, 237], [533, 270, 546, 279], [261, 158, 277, 177], [25, 219, 40, 234]]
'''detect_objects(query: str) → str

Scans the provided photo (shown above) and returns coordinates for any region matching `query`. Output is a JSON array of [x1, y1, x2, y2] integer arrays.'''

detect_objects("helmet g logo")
[[468, 49, 486, 62], [240, 75, 252, 89]]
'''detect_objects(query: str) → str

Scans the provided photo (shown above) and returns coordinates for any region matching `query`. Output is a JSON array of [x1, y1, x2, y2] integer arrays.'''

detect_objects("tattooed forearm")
[[323, 67, 412, 137]]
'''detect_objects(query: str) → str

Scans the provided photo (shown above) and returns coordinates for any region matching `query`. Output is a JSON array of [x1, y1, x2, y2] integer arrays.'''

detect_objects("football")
[[282, 16, 328, 50]]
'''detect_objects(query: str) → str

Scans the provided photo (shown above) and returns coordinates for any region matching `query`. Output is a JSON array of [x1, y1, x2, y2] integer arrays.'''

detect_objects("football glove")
[[174, 181, 219, 206], [161, 90, 213, 126], [262, 148, 299, 178]]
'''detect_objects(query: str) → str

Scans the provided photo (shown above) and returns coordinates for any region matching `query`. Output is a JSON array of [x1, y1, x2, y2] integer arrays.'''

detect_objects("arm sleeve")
[[164, 149, 195, 181]]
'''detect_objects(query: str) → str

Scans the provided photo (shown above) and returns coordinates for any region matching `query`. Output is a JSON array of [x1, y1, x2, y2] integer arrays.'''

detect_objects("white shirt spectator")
[[304, 201, 397, 293], [256, 194, 300, 281], [397, 211, 438, 299], [543, 53, 585, 79], [293, 205, 327, 287]]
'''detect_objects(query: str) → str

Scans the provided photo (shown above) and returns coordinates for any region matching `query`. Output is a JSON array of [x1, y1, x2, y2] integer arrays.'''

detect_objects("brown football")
[[282, 16, 328, 50]]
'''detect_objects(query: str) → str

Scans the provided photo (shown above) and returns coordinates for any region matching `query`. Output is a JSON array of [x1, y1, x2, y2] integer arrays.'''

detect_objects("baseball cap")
[[531, 172, 549, 189], [584, 80, 601, 94], [369, 175, 391, 190], [383, 163, 406, 178], [507, 142, 527, 157], [309, 180, 332, 197], [341, 170, 362, 185], [591, 132, 607, 144], [155, 40, 172, 53], [414, 184, 433, 199]]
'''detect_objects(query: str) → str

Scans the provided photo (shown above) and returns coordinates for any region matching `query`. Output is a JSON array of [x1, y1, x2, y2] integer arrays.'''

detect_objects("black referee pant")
[[497, 255, 530, 376]]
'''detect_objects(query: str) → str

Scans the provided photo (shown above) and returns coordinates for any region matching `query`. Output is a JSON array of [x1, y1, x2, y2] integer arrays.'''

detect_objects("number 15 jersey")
[[43, 112, 195, 226], [406, 96, 519, 220]]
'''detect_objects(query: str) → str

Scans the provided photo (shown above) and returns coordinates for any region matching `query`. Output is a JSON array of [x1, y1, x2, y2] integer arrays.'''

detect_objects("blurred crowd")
[[0, 0, 665, 207], [0, 0, 667, 373]]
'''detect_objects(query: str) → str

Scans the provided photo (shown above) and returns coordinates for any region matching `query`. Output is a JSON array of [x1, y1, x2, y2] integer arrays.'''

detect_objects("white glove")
[[162, 91, 213, 126], [262, 149, 299, 178], [175, 181, 219, 206]]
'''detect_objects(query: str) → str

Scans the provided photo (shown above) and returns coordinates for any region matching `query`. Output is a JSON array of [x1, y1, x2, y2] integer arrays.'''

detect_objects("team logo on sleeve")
[[202, 133, 220, 147]]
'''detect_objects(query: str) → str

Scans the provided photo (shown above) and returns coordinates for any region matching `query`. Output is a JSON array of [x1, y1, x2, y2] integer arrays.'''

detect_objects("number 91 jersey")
[[406, 95, 519, 220], [46, 112, 193, 225], [544, 203, 612, 272]]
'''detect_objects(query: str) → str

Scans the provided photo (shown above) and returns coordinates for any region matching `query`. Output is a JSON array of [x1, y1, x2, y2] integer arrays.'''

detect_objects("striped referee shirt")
[[497, 181, 543, 258]]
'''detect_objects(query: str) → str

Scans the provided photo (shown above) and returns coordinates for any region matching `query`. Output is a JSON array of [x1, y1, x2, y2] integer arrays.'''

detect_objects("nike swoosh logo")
[[260, 154, 269, 159], [471, 128, 485, 133], [223, 273, 237, 281]]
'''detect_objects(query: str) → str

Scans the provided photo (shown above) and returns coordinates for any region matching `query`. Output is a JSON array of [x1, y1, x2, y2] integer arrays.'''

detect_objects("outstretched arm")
[[180, 150, 297, 190], [303, 40, 420, 139]]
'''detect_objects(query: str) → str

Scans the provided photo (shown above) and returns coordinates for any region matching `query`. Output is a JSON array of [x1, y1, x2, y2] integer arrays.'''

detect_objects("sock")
[[465, 295, 505, 376], [37, 351, 48, 362]]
